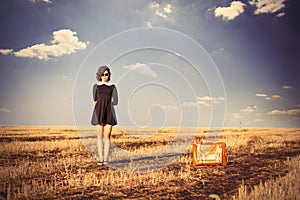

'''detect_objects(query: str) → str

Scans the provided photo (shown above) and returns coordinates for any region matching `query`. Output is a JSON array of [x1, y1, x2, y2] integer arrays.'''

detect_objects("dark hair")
[[96, 66, 111, 82]]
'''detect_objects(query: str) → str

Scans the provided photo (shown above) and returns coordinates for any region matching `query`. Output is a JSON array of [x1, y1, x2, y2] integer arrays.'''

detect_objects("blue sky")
[[0, 0, 299, 128]]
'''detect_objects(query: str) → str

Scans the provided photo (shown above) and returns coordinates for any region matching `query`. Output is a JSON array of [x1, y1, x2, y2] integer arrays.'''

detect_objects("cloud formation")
[[256, 93, 281, 100], [267, 109, 300, 115], [183, 96, 225, 108], [145, 21, 153, 27], [0, 49, 13, 55], [256, 93, 268, 97], [241, 105, 257, 112], [0, 108, 11, 113], [123, 62, 157, 78], [2, 29, 89, 60], [231, 112, 241, 121], [282, 85, 293, 89], [267, 110, 286, 115], [214, 1, 246, 21], [249, 0, 286, 17], [265, 95, 281, 100], [197, 96, 225, 107], [30, 0, 52, 3], [148, 2, 173, 19], [182, 102, 198, 108], [213, 0, 286, 22]]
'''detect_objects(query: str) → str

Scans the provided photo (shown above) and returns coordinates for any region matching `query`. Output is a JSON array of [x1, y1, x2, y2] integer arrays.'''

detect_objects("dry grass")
[[0, 126, 299, 199], [233, 155, 300, 200]]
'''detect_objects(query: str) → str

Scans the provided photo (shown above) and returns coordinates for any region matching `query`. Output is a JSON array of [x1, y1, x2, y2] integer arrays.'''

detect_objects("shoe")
[[103, 160, 109, 165], [97, 160, 103, 166]]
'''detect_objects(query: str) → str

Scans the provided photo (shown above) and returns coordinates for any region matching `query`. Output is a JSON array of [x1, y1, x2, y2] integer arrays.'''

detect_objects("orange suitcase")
[[192, 142, 227, 166]]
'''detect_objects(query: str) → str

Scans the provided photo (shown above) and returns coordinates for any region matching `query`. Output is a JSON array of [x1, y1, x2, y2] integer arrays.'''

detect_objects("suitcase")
[[192, 142, 227, 166]]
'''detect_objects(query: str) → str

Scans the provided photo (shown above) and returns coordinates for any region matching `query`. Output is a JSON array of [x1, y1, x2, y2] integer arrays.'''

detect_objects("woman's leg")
[[103, 124, 112, 162], [97, 125, 104, 162]]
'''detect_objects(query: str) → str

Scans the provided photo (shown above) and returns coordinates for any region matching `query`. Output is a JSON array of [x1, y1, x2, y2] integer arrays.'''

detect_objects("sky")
[[0, 0, 299, 128]]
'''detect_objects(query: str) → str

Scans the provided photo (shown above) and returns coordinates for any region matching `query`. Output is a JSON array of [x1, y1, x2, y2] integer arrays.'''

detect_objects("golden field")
[[0, 126, 299, 199]]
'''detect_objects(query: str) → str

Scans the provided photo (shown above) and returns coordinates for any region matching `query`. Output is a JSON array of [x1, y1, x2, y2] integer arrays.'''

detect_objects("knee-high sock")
[[103, 138, 110, 161], [97, 135, 103, 161]]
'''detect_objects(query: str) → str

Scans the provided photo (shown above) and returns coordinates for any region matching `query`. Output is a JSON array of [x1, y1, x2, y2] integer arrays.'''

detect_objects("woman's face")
[[101, 70, 110, 82]]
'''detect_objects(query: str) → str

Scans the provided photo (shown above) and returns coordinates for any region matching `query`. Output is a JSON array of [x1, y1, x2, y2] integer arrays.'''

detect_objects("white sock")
[[97, 135, 103, 161], [103, 138, 110, 161]]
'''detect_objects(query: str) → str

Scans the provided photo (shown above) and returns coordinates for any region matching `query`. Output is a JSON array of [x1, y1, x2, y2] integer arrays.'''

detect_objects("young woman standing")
[[91, 66, 118, 165]]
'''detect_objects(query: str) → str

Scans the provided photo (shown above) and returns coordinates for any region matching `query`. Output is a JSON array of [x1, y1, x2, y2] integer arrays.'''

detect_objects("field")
[[0, 126, 300, 199]]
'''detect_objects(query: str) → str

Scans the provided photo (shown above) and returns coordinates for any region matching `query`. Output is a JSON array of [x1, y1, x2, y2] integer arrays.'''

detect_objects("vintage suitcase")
[[192, 142, 227, 166]]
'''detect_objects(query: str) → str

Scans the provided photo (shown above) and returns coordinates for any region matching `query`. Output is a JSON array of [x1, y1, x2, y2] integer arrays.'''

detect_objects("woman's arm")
[[112, 85, 118, 106], [93, 84, 97, 102]]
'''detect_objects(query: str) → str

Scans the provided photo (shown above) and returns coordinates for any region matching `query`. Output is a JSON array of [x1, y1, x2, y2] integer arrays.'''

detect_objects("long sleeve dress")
[[91, 83, 118, 126]]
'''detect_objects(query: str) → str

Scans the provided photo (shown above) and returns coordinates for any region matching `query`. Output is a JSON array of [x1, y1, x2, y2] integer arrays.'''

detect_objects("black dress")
[[91, 83, 118, 126]]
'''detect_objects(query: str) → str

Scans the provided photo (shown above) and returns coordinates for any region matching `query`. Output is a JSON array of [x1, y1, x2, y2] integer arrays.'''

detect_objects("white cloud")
[[256, 93, 281, 100], [164, 4, 172, 14], [148, 2, 172, 19], [256, 93, 268, 97], [267, 109, 286, 115], [198, 96, 225, 102], [267, 109, 300, 116], [145, 21, 153, 27], [241, 106, 257, 112], [123, 62, 157, 78], [214, 1, 246, 21], [148, 2, 160, 9], [0, 49, 13, 55], [182, 101, 198, 108], [197, 96, 225, 107], [226, 112, 241, 122], [0, 108, 11, 113], [287, 109, 300, 115], [277, 12, 285, 17], [30, 0, 52, 3], [249, 0, 286, 16], [182, 96, 225, 108], [155, 11, 168, 19], [265, 95, 281, 100], [233, 113, 241, 120], [197, 101, 210, 107], [282, 85, 293, 89], [271, 95, 281, 99], [13, 29, 89, 60]]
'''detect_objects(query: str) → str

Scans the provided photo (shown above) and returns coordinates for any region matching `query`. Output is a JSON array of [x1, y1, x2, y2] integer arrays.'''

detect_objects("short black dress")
[[91, 83, 118, 126]]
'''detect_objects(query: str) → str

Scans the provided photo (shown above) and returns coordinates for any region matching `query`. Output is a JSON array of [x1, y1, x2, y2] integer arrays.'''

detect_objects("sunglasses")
[[102, 73, 109, 77]]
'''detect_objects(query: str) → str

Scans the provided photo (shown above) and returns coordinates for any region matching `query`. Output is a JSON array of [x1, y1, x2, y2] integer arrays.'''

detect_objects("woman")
[[91, 66, 118, 165]]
